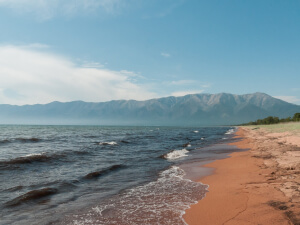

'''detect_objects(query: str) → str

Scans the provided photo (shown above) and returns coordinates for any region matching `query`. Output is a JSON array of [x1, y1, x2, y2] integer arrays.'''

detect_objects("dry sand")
[[183, 124, 300, 225]]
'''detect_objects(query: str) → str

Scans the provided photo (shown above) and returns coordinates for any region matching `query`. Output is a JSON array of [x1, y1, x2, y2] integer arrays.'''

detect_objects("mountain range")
[[0, 92, 299, 126]]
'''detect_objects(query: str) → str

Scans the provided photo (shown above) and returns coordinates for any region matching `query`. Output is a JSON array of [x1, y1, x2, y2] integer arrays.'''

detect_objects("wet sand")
[[184, 125, 300, 225]]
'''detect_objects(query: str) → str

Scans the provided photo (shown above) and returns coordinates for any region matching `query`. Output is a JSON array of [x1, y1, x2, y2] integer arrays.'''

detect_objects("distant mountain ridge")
[[0, 92, 299, 126]]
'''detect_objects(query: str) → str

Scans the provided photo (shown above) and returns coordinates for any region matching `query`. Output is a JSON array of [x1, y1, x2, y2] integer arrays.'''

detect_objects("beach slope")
[[184, 123, 300, 225]]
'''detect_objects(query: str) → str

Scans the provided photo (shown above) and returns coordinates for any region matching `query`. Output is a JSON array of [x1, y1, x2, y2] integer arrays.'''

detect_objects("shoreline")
[[183, 126, 300, 225]]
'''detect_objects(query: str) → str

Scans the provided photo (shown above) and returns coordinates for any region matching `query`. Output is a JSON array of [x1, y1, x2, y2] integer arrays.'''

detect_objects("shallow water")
[[0, 125, 236, 224]]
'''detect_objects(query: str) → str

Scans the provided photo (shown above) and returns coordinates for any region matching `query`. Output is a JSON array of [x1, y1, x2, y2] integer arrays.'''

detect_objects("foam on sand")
[[61, 166, 208, 225]]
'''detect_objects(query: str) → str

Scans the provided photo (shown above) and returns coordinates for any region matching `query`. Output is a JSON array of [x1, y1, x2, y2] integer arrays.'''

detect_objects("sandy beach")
[[184, 123, 300, 225]]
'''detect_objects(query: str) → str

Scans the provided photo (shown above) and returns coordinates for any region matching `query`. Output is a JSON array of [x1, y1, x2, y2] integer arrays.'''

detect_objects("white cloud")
[[171, 90, 204, 97], [0, 0, 125, 20], [0, 44, 156, 105], [161, 52, 171, 58], [81, 61, 104, 68], [274, 96, 300, 105]]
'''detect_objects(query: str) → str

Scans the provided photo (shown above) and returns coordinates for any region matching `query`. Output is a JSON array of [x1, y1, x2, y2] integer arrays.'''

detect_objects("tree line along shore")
[[241, 113, 300, 126]]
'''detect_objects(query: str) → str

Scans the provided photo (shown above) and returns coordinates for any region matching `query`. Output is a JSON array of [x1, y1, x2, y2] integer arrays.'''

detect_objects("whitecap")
[[164, 149, 189, 160], [24, 153, 44, 157], [98, 141, 117, 145], [225, 128, 235, 135]]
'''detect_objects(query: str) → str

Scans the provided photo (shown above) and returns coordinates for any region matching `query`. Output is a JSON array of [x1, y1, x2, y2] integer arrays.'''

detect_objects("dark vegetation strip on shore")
[[241, 113, 300, 126]]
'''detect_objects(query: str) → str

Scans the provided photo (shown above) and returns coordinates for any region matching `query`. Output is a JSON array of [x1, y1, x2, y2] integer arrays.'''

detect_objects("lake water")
[[0, 125, 237, 225]]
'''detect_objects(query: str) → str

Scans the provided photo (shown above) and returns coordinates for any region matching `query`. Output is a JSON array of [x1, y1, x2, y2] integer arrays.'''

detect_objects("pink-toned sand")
[[183, 127, 300, 225]]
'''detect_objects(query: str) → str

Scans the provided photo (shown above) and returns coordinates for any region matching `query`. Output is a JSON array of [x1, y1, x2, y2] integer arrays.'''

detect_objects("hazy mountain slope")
[[0, 92, 299, 125]]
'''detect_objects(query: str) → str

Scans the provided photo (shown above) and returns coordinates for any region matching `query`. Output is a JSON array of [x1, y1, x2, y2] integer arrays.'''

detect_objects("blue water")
[[0, 125, 236, 225]]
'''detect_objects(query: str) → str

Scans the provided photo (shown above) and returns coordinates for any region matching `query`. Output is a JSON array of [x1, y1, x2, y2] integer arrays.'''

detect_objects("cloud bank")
[[0, 44, 155, 105]]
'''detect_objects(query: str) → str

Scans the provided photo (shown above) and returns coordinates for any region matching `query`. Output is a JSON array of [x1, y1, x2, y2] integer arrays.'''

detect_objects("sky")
[[0, 0, 299, 105]]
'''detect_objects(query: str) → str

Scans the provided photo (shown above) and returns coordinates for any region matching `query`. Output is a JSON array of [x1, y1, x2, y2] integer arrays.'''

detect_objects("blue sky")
[[0, 0, 299, 105]]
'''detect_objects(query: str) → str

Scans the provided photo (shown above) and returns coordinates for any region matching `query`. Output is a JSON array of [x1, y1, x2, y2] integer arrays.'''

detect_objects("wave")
[[84, 164, 125, 179], [62, 166, 208, 225], [225, 128, 235, 135], [1, 153, 49, 165], [6, 188, 58, 206], [0, 152, 64, 165], [0, 139, 11, 144], [4, 185, 24, 192], [58, 180, 79, 190], [98, 141, 117, 146], [0, 137, 40, 145], [16, 137, 40, 143], [183, 142, 191, 148], [193, 130, 199, 133], [161, 149, 189, 160]]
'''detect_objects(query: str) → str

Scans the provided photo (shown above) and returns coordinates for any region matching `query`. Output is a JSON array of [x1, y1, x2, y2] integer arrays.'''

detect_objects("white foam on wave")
[[98, 141, 117, 145], [65, 166, 208, 225], [165, 149, 189, 160], [187, 144, 191, 147], [193, 130, 199, 133], [23, 153, 45, 157], [225, 128, 235, 135]]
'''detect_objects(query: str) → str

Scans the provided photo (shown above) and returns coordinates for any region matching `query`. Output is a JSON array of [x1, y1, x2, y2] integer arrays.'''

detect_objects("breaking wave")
[[60, 166, 208, 225], [225, 128, 235, 135], [161, 149, 189, 160], [98, 141, 118, 146], [0, 153, 65, 166]]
